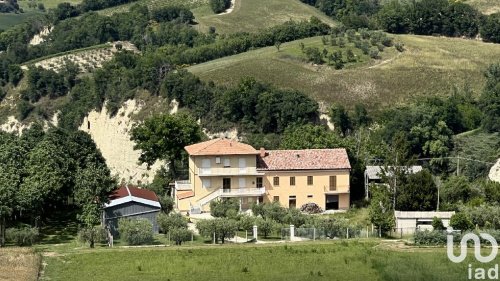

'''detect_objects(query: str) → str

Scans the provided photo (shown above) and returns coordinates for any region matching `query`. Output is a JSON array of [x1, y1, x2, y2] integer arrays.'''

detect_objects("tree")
[[196, 218, 237, 243], [450, 212, 474, 231], [432, 217, 445, 231], [210, 198, 240, 218], [441, 176, 475, 206], [369, 184, 395, 234], [257, 218, 277, 238], [74, 159, 116, 248], [480, 13, 500, 43], [479, 63, 500, 132], [329, 104, 351, 136], [130, 112, 202, 178], [170, 228, 192, 245], [396, 170, 437, 211], [157, 213, 187, 234], [279, 124, 344, 149], [275, 41, 282, 51], [351, 103, 371, 128], [0, 133, 25, 246], [209, 0, 231, 13]]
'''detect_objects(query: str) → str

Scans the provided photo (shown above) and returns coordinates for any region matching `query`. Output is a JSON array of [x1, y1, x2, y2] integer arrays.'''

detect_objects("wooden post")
[[213, 232, 216, 244], [346, 228, 349, 239]]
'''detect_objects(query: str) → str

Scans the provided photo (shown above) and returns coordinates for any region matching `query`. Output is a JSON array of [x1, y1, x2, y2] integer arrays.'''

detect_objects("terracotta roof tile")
[[177, 191, 195, 200], [257, 149, 351, 171], [185, 138, 259, 156]]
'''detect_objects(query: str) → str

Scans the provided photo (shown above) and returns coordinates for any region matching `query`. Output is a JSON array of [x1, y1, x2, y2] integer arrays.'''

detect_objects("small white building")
[[394, 211, 455, 234], [364, 166, 423, 199]]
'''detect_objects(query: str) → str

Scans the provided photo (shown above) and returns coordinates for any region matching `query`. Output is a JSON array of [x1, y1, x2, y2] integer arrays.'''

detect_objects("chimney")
[[260, 147, 266, 158]]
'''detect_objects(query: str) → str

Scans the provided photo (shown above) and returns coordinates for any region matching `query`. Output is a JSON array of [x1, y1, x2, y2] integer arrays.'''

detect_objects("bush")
[[256, 218, 277, 238], [118, 218, 154, 245], [78, 226, 107, 247], [395, 42, 404, 52], [5, 226, 39, 246], [432, 217, 445, 230], [170, 228, 192, 245], [450, 212, 474, 231], [414, 230, 447, 245], [210, 0, 231, 13]]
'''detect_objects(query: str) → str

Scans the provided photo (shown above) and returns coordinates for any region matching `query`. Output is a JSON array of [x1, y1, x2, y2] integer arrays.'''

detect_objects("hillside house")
[[174, 139, 351, 213]]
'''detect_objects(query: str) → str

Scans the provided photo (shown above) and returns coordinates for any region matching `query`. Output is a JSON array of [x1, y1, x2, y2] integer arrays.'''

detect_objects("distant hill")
[[188, 35, 500, 110]]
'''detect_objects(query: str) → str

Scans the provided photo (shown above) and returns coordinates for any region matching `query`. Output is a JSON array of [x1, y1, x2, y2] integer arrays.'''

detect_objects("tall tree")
[[279, 124, 344, 149], [130, 112, 203, 178], [74, 158, 116, 248], [480, 63, 500, 132]]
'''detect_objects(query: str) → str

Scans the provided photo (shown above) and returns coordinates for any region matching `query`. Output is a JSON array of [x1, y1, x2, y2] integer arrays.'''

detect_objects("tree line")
[[0, 125, 116, 247], [299, 0, 500, 43]]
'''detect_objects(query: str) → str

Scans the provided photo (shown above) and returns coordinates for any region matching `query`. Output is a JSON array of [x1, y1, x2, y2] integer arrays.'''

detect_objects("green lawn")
[[192, 0, 338, 34], [40, 240, 494, 281], [188, 34, 500, 110]]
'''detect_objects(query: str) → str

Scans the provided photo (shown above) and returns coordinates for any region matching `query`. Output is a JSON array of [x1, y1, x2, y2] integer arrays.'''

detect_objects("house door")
[[223, 178, 231, 191], [325, 195, 339, 210]]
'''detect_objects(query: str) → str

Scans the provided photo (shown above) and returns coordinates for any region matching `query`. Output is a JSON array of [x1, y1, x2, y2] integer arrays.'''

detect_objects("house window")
[[202, 178, 211, 188], [215, 156, 221, 164], [329, 176, 337, 191], [224, 158, 231, 167], [256, 177, 263, 188], [273, 196, 279, 202], [290, 176, 295, 186], [307, 176, 313, 185], [273, 177, 280, 186], [307, 195, 313, 198]]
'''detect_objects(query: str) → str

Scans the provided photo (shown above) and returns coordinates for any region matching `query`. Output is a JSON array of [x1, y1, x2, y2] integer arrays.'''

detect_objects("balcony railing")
[[220, 187, 266, 197], [198, 167, 264, 176], [324, 185, 350, 193], [175, 180, 192, 190]]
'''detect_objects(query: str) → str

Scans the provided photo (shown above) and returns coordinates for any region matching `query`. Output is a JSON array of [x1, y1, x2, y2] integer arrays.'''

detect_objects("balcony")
[[198, 167, 264, 177], [175, 180, 192, 190], [220, 187, 266, 197], [324, 185, 350, 194]]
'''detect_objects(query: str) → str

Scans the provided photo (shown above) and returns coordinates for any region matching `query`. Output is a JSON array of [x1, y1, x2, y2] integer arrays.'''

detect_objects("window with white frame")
[[202, 178, 211, 188]]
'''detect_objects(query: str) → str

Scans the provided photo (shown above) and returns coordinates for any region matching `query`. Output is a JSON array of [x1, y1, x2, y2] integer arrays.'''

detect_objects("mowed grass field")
[[188, 35, 500, 109], [40, 241, 493, 281], [98, 0, 207, 16], [192, 0, 338, 34], [0, 248, 41, 281]]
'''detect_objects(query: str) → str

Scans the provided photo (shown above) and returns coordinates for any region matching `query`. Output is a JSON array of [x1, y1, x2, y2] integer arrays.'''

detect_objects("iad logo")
[[447, 231, 499, 280]]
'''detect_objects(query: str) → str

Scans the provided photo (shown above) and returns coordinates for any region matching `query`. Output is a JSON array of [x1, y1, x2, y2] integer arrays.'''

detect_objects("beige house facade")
[[174, 139, 351, 213]]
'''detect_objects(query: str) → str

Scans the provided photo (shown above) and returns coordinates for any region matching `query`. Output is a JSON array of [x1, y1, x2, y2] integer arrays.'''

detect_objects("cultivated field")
[[0, 248, 41, 281], [188, 35, 500, 109], [192, 0, 338, 34], [40, 240, 491, 281]]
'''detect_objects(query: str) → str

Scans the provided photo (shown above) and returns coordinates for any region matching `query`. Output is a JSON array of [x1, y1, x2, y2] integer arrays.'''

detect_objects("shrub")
[[432, 217, 445, 230], [414, 230, 447, 245], [303, 46, 324, 64], [395, 42, 404, 52], [5, 226, 39, 246], [210, 0, 231, 13], [118, 218, 154, 245], [257, 218, 277, 238], [450, 212, 474, 231], [78, 226, 107, 247], [170, 228, 192, 245], [158, 195, 175, 214]]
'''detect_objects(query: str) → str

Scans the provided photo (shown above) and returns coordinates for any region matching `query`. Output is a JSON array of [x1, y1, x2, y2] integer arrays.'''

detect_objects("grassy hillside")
[[188, 35, 500, 109], [192, 0, 338, 34], [466, 0, 500, 14]]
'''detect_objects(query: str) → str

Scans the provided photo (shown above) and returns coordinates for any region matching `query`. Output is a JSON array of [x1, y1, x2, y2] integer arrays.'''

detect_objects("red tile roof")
[[109, 186, 159, 202], [185, 138, 259, 156], [177, 191, 195, 200], [257, 149, 351, 171]]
